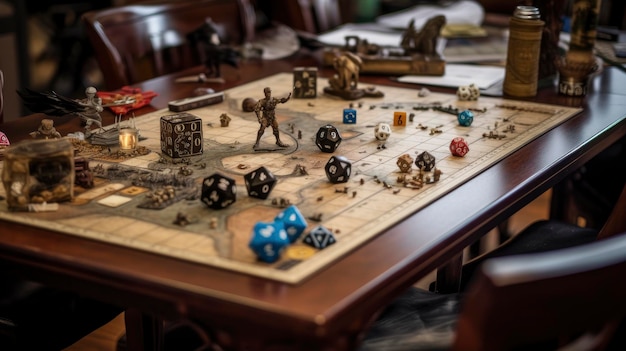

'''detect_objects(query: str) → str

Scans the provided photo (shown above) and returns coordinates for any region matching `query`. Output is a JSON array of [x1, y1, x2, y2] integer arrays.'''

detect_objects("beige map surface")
[[0, 73, 581, 284]]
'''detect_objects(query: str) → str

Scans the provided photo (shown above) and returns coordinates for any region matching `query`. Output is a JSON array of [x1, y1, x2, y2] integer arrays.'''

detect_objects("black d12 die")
[[244, 166, 277, 199], [316, 124, 342, 153], [325, 155, 351, 183], [415, 151, 436, 172], [201, 173, 236, 209]]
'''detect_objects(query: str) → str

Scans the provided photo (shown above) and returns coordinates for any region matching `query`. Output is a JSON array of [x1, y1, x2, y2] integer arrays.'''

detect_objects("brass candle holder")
[[118, 127, 138, 151]]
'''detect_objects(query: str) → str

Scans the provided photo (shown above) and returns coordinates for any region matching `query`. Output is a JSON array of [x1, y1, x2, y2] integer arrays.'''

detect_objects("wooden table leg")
[[435, 253, 463, 293], [124, 308, 164, 351]]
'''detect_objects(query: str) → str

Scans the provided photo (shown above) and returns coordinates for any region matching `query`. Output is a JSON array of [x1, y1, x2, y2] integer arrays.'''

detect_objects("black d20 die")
[[244, 166, 277, 199], [325, 155, 351, 183], [415, 151, 436, 172], [316, 124, 342, 153], [201, 173, 236, 209]]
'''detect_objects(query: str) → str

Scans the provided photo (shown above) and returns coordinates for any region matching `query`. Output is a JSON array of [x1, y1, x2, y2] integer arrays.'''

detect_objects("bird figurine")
[[17, 86, 104, 132]]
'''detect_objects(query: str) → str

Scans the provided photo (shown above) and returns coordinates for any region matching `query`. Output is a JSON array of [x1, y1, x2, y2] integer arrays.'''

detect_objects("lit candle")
[[119, 128, 138, 151]]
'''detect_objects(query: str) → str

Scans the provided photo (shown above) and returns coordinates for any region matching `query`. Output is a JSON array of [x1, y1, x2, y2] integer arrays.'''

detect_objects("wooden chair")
[[256, 0, 352, 34], [81, 0, 256, 90], [360, 183, 626, 350], [360, 233, 626, 350]]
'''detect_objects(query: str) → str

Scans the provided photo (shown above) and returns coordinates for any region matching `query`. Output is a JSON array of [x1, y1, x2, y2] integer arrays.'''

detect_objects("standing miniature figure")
[[78, 86, 104, 130], [253, 87, 291, 150]]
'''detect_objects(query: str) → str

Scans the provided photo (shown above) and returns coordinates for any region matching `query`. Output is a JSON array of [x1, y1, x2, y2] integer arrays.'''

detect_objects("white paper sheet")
[[397, 64, 505, 90]]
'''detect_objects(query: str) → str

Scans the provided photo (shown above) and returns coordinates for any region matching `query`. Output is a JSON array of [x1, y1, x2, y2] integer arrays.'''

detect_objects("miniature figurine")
[[17, 86, 103, 132], [188, 18, 239, 78], [253, 87, 291, 150], [324, 52, 384, 100], [400, 16, 446, 56], [30, 118, 62, 139]]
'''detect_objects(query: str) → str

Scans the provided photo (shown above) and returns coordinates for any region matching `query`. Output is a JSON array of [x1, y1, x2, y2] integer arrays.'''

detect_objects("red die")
[[450, 137, 469, 157]]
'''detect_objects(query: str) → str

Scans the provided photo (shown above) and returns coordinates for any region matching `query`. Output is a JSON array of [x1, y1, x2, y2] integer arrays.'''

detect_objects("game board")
[[0, 73, 581, 284]]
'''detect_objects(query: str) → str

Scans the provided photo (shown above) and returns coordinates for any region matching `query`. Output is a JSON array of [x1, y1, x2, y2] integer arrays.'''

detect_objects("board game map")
[[0, 73, 581, 284]]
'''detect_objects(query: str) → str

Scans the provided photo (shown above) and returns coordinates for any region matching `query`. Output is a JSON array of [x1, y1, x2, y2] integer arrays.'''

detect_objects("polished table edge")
[[1, 56, 625, 345]]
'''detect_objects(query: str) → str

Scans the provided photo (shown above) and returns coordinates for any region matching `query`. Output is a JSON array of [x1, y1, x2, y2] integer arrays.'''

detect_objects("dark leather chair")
[[360, 232, 626, 351], [81, 0, 256, 90], [360, 182, 626, 350]]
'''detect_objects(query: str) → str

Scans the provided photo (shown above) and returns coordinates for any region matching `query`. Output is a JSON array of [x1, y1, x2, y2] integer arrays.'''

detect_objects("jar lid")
[[514, 6, 540, 20]]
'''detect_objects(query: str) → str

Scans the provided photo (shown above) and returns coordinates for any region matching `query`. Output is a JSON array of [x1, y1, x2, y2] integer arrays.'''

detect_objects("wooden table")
[[1, 51, 625, 350]]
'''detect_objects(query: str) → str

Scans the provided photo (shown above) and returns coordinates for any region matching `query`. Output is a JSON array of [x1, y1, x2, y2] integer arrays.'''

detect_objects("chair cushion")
[[360, 287, 461, 351]]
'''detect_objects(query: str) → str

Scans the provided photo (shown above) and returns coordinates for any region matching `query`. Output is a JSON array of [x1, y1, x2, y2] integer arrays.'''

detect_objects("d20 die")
[[343, 108, 356, 124], [415, 151, 436, 172], [201, 173, 236, 209], [396, 153, 414, 173], [374, 122, 391, 142], [293, 67, 317, 98], [316, 124, 342, 153], [450, 137, 470, 157], [303, 225, 336, 249], [244, 166, 277, 199], [249, 220, 289, 263], [325, 155, 351, 183], [457, 109, 474, 126], [160, 113, 203, 158], [275, 205, 308, 243]]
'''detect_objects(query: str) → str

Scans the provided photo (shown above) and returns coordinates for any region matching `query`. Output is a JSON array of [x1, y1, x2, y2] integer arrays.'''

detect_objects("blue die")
[[343, 108, 356, 124], [275, 205, 307, 243], [249, 220, 290, 263], [457, 109, 474, 126]]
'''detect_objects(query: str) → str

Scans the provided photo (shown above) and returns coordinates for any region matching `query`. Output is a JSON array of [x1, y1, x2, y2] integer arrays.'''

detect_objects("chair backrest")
[[454, 233, 626, 350], [258, 0, 350, 34], [81, 0, 256, 90]]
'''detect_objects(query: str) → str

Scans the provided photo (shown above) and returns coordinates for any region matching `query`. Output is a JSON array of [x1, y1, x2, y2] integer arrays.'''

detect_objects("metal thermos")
[[503, 6, 545, 97]]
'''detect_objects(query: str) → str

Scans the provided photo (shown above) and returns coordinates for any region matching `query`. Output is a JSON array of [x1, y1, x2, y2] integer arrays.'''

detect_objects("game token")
[[285, 244, 317, 260]]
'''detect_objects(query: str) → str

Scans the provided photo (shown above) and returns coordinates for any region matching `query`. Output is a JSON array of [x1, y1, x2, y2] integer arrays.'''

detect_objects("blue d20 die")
[[275, 205, 307, 243], [303, 225, 336, 249], [457, 109, 474, 126], [249, 220, 290, 263], [343, 108, 356, 124]]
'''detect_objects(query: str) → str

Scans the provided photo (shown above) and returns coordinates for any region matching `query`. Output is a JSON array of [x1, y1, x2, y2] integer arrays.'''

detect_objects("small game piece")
[[160, 112, 203, 158], [244, 166, 277, 199], [29, 119, 61, 139], [415, 151, 436, 171], [0, 130, 10, 153], [450, 137, 469, 157], [343, 108, 356, 124], [393, 111, 407, 126], [253, 87, 291, 150], [374, 122, 391, 149], [396, 154, 414, 173], [242, 97, 257, 112], [249, 220, 290, 263], [457, 109, 474, 126], [316, 124, 342, 152], [293, 67, 317, 98], [275, 205, 308, 243], [325, 155, 352, 183], [219, 113, 231, 127], [201, 173, 236, 209], [285, 244, 317, 260], [303, 225, 337, 249]]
